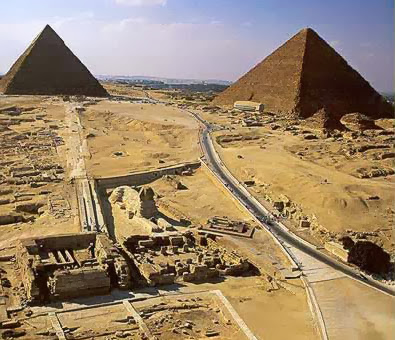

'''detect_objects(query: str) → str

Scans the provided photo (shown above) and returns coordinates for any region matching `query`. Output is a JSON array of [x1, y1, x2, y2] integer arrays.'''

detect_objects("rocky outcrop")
[[110, 185, 158, 219], [340, 113, 380, 131], [347, 241, 391, 274]]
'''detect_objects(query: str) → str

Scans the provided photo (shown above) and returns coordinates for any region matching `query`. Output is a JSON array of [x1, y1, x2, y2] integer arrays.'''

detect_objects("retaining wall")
[[96, 161, 201, 190]]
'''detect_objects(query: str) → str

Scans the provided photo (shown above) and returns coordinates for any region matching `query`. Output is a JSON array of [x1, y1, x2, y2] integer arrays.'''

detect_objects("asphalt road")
[[193, 113, 394, 297]]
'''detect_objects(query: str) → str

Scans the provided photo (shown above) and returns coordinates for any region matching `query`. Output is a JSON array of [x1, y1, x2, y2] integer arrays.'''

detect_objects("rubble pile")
[[340, 113, 380, 131], [347, 240, 391, 274], [216, 133, 262, 148], [162, 175, 188, 190], [134, 293, 242, 340], [0, 105, 70, 226]]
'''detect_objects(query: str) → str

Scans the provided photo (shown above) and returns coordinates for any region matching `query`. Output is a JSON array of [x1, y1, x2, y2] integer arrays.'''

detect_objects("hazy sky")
[[0, 0, 393, 91]]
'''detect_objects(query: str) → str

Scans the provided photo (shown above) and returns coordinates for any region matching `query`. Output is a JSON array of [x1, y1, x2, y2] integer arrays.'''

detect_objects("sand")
[[171, 276, 317, 340], [81, 100, 201, 177], [197, 108, 394, 251], [1, 83, 390, 339]]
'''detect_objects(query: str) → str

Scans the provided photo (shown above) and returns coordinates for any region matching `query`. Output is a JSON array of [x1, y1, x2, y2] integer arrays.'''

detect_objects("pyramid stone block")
[[213, 28, 393, 128], [0, 25, 108, 97]]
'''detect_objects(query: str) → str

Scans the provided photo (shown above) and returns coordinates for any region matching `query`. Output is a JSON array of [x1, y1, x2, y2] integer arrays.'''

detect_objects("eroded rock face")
[[138, 187, 158, 219], [340, 113, 379, 131], [339, 236, 355, 250], [347, 241, 391, 274], [109, 185, 158, 219]]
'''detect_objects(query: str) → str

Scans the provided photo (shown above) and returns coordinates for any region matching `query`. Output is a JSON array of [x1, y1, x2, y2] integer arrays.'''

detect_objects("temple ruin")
[[16, 233, 130, 303]]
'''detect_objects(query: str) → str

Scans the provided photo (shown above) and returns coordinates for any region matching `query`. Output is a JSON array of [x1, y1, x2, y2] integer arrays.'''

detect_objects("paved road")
[[190, 110, 394, 297]]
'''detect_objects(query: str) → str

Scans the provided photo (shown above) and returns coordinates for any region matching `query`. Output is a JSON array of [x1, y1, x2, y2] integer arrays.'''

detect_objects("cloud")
[[329, 40, 341, 48], [114, 0, 167, 6], [96, 17, 268, 80], [210, 20, 222, 26], [102, 17, 146, 33], [241, 22, 252, 27], [52, 12, 95, 30]]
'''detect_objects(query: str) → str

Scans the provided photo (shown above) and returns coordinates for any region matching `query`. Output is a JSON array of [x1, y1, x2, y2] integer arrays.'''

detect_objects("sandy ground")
[[102, 83, 147, 98], [200, 113, 394, 251], [17, 275, 317, 340], [172, 276, 317, 340], [151, 167, 251, 224], [0, 95, 79, 250], [57, 303, 141, 339], [311, 277, 394, 340], [6, 88, 384, 340], [213, 126, 394, 232], [134, 292, 249, 340], [81, 100, 201, 177]]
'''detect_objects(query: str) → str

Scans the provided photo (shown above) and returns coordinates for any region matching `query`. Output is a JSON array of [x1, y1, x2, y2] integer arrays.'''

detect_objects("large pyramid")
[[213, 28, 393, 127], [0, 25, 108, 97]]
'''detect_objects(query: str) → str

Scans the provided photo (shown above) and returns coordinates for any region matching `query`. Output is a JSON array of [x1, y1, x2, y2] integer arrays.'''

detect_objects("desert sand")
[[0, 87, 320, 339], [195, 107, 394, 253], [81, 100, 201, 177]]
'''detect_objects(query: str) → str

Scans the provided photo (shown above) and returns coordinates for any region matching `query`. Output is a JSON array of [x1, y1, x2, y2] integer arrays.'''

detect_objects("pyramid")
[[213, 28, 393, 127], [0, 25, 108, 97]]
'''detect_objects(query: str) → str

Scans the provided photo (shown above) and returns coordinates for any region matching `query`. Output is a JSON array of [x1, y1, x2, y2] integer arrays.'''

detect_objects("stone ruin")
[[16, 233, 130, 304], [110, 186, 158, 219], [201, 216, 255, 238], [0, 105, 71, 226], [162, 175, 188, 190], [109, 185, 176, 233], [340, 113, 380, 131], [123, 231, 255, 287]]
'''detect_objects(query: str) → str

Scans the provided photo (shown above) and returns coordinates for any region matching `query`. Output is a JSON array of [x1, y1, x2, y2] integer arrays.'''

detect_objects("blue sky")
[[0, 0, 393, 91]]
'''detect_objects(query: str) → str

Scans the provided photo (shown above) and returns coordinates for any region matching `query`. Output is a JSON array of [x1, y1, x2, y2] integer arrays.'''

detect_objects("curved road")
[[191, 111, 394, 297]]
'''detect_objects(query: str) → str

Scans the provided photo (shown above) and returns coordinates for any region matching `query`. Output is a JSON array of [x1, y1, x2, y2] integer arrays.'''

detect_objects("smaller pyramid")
[[0, 25, 108, 97], [213, 28, 393, 127]]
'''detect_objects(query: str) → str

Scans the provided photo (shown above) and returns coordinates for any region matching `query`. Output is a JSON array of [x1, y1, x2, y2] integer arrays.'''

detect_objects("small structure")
[[234, 101, 264, 113], [201, 216, 255, 238]]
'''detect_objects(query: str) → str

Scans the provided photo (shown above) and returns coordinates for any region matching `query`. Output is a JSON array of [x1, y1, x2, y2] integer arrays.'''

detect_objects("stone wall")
[[48, 268, 110, 299], [97, 161, 201, 190]]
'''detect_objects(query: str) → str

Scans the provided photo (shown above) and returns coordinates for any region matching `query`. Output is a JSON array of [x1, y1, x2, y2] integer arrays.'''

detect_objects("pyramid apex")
[[298, 27, 318, 35], [0, 22, 108, 97], [212, 24, 393, 125], [41, 24, 57, 35]]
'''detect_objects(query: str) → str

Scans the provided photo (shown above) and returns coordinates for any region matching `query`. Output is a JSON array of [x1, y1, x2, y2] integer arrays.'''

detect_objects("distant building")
[[234, 101, 264, 112]]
